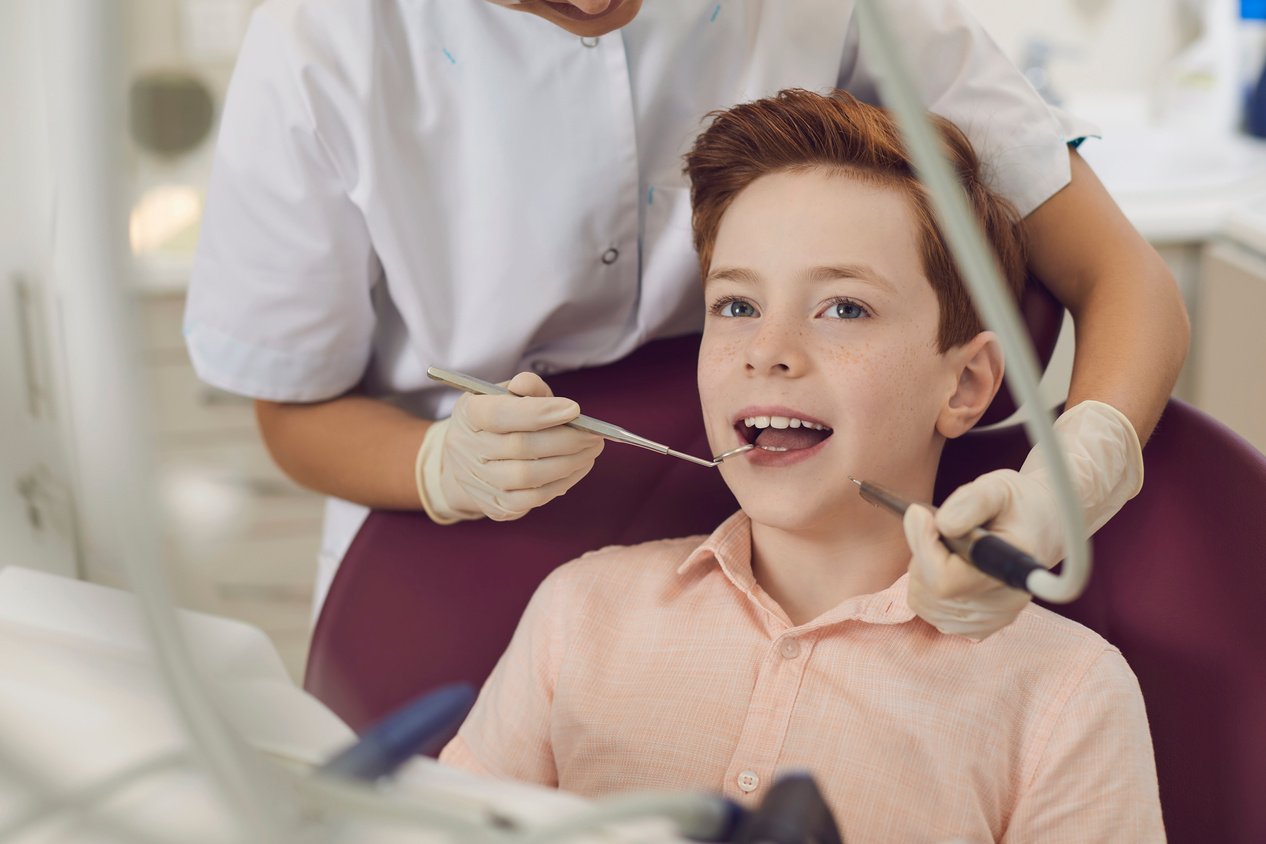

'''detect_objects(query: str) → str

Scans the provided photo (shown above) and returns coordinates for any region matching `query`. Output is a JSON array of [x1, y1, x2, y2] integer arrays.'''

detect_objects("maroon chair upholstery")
[[973, 277, 1063, 428], [936, 399, 1266, 844]]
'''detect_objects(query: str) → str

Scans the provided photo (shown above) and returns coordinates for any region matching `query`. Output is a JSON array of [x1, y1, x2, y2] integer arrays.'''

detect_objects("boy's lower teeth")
[[758, 445, 789, 452]]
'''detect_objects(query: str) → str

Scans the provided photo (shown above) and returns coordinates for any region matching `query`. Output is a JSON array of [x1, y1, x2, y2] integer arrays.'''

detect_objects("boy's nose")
[[744, 319, 808, 376]]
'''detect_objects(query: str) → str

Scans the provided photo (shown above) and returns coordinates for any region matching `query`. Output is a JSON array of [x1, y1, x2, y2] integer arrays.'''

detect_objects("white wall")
[[0, 1, 81, 578], [961, 0, 1194, 100]]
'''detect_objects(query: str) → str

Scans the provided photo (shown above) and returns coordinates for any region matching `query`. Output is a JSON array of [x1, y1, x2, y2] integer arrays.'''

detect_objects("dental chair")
[[305, 279, 1264, 842]]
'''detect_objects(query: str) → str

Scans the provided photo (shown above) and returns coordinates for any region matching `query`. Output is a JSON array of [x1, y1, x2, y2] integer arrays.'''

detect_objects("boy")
[[439, 90, 1163, 842]]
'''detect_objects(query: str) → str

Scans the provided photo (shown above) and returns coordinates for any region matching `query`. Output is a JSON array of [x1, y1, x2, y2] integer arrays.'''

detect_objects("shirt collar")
[[676, 511, 918, 628]]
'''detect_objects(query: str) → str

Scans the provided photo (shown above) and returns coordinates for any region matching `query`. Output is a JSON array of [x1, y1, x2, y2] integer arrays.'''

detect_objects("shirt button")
[[531, 361, 553, 375], [779, 638, 801, 660], [601, 247, 619, 265], [736, 770, 760, 793], [580, 36, 600, 48]]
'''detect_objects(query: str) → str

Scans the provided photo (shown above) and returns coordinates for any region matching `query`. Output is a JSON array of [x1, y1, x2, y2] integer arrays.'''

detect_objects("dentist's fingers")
[[911, 506, 977, 604], [905, 504, 1030, 641], [476, 425, 603, 462], [460, 460, 601, 522], [934, 470, 1017, 538], [460, 391, 581, 434], [505, 371, 555, 398], [472, 441, 606, 491], [418, 370, 603, 523]]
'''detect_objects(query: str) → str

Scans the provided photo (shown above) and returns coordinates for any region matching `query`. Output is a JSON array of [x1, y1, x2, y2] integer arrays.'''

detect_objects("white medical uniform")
[[186, 0, 1096, 610]]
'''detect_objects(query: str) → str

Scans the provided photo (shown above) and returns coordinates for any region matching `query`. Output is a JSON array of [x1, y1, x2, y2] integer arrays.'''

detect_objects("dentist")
[[186, 0, 1186, 638]]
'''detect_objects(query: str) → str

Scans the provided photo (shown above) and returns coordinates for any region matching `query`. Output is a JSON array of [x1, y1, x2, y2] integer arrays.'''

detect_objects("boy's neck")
[[748, 501, 918, 628]]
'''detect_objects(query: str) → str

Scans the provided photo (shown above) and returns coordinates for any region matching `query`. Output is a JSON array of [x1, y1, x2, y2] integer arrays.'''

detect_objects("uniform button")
[[601, 247, 619, 265], [779, 638, 801, 659], [736, 770, 760, 793], [580, 36, 600, 48]]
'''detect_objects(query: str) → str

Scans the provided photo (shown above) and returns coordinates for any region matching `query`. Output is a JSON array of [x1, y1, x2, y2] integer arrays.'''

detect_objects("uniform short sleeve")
[[838, 0, 1099, 218], [184, 6, 379, 402], [1004, 650, 1164, 842], [438, 570, 567, 786]]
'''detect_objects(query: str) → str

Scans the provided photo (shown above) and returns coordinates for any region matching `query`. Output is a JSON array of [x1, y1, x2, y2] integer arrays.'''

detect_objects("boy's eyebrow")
[[808, 264, 896, 293], [703, 266, 760, 286], [705, 264, 898, 292]]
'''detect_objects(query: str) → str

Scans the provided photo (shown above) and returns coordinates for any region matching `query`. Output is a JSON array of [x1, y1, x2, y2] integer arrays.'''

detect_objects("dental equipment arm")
[[319, 685, 476, 782], [854, 0, 1094, 607]]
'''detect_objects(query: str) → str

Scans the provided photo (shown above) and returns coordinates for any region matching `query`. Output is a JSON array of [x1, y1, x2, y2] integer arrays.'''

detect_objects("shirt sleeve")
[[1004, 650, 1165, 843], [437, 570, 567, 786], [837, 0, 1099, 218], [184, 6, 380, 402]]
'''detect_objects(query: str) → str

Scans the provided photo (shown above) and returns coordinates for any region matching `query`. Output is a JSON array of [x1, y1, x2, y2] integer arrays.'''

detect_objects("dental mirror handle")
[[426, 366, 722, 468], [851, 477, 1045, 593]]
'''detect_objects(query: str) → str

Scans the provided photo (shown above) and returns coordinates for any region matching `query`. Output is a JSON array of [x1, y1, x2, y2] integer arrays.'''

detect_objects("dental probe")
[[427, 367, 755, 468], [849, 477, 1045, 593]]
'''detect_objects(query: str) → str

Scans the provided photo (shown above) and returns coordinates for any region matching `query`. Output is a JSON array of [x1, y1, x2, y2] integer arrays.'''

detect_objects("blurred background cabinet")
[[137, 288, 322, 679], [1194, 216, 1266, 454]]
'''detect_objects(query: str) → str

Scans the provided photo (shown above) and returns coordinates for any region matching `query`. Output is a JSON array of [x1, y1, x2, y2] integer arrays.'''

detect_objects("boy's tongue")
[[755, 427, 831, 451]]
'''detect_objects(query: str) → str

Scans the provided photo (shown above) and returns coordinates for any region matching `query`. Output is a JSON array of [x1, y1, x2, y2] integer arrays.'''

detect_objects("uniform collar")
[[677, 511, 918, 629]]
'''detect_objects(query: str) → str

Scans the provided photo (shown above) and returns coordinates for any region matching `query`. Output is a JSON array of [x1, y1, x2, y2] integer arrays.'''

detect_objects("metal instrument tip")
[[711, 443, 756, 464], [849, 476, 861, 486]]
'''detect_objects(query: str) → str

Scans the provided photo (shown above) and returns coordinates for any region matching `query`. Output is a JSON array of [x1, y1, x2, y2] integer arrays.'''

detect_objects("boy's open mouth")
[[735, 414, 834, 452]]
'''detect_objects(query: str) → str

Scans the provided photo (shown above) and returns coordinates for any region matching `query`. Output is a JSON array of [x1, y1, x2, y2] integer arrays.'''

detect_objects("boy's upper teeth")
[[744, 415, 828, 431]]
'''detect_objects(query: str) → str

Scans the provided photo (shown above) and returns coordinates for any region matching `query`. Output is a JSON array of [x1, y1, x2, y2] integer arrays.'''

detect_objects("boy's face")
[[484, 0, 643, 37], [699, 168, 967, 533]]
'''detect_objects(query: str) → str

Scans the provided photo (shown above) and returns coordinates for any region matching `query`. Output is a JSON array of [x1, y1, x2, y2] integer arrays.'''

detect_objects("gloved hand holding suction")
[[905, 400, 1144, 640], [415, 372, 604, 523]]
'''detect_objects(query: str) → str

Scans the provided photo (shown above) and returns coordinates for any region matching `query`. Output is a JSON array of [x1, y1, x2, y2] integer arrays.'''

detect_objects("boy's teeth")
[[743, 416, 828, 431]]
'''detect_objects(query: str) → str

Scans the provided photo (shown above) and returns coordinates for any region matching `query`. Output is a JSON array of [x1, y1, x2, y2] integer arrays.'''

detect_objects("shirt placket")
[[593, 30, 641, 350], [723, 626, 817, 805]]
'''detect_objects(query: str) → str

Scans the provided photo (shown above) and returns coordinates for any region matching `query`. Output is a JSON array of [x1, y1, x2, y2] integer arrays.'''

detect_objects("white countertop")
[[1068, 90, 1266, 244], [1225, 194, 1266, 254]]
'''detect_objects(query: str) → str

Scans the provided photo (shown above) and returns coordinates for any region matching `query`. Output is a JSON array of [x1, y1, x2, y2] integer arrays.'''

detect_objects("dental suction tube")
[[42, 2, 287, 838], [853, 0, 1091, 603]]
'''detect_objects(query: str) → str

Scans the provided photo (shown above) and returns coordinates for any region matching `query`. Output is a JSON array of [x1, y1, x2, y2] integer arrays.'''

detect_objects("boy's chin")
[[736, 493, 840, 535]]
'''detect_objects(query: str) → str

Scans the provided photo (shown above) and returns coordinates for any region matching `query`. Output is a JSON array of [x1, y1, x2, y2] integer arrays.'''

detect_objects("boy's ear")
[[936, 331, 1004, 440]]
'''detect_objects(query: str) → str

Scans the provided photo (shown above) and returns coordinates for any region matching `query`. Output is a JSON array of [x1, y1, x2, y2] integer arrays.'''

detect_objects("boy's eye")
[[821, 298, 869, 320], [711, 297, 758, 318]]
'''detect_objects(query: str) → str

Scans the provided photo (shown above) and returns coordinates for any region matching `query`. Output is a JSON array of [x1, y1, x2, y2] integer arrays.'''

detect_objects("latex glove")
[[414, 372, 604, 523], [905, 400, 1144, 640]]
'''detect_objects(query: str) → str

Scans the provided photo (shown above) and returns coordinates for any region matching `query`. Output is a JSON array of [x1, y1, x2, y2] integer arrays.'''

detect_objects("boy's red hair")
[[684, 88, 1027, 351]]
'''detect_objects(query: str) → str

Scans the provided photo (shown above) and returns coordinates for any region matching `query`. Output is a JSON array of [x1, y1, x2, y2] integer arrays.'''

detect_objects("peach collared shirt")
[[440, 512, 1163, 843]]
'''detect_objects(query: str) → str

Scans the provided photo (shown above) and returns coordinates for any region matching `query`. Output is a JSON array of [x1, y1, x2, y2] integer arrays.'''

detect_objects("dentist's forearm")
[[254, 394, 430, 509], [1061, 260, 1188, 443], [1021, 150, 1190, 443]]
